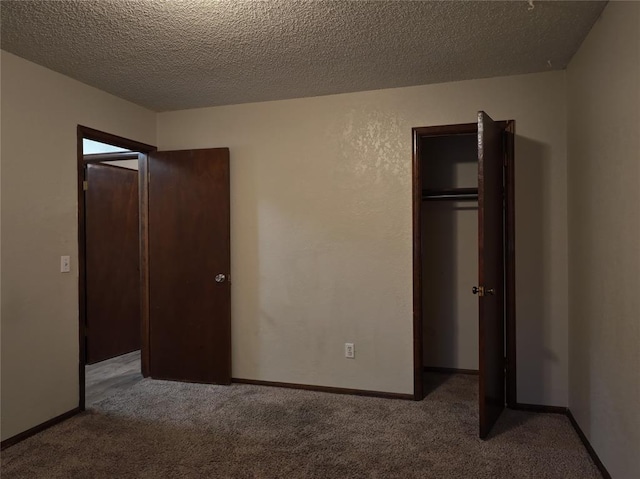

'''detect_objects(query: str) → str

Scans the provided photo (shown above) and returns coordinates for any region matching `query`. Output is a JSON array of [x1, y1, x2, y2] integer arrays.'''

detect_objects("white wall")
[[82, 138, 130, 155], [567, 2, 640, 478], [0, 51, 156, 441], [83, 138, 139, 169], [157, 71, 569, 404]]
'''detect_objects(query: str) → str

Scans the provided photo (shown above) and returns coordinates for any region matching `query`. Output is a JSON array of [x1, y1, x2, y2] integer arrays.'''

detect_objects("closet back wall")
[[156, 71, 568, 405], [422, 202, 478, 371], [421, 134, 479, 371]]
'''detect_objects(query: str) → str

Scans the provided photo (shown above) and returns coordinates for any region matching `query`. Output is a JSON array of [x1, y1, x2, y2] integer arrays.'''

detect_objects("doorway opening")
[[411, 114, 516, 439], [77, 126, 156, 410], [78, 127, 232, 410]]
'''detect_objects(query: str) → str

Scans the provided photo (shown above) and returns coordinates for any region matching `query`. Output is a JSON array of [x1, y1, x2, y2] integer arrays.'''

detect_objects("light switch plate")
[[60, 256, 71, 273]]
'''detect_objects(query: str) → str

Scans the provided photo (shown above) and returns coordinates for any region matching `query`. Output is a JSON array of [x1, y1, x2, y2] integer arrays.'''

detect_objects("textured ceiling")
[[1, 0, 606, 112]]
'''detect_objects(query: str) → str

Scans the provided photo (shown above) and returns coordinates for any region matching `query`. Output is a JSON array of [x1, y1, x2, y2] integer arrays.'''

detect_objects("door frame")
[[411, 120, 516, 405], [77, 126, 157, 410]]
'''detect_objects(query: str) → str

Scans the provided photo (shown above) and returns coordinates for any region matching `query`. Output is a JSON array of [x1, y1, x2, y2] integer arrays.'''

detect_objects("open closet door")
[[148, 148, 231, 384], [477, 111, 506, 438]]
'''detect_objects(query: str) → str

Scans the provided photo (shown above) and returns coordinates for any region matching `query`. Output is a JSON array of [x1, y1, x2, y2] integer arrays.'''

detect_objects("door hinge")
[[83, 180, 88, 191]]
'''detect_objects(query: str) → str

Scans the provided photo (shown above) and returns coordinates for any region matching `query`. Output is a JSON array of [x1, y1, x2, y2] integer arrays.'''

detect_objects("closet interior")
[[421, 132, 479, 374], [413, 113, 516, 439]]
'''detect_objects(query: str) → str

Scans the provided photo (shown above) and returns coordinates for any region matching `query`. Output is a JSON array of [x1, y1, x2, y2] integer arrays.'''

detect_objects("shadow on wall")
[[421, 149, 459, 369], [425, 203, 479, 368], [567, 147, 594, 434], [514, 134, 558, 403]]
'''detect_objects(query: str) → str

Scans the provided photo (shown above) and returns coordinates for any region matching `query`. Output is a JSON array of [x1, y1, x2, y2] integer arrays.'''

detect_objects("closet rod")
[[422, 187, 478, 201]]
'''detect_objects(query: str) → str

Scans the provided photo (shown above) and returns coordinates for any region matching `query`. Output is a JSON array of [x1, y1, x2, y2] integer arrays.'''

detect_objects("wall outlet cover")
[[345, 342, 355, 359]]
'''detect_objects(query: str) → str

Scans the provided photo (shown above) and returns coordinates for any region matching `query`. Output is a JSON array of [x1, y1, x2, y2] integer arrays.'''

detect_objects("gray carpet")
[[1, 374, 601, 478]]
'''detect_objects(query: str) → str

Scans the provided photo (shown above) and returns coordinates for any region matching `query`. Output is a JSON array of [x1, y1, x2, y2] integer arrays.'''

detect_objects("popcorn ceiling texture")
[[1, 0, 605, 111]]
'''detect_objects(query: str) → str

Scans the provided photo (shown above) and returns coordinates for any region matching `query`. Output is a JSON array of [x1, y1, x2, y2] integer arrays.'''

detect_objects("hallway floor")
[[85, 350, 143, 406]]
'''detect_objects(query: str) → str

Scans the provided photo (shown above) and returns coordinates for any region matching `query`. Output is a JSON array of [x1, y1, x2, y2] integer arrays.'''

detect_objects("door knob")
[[472, 286, 495, 297], [215, 273, 226, 283]]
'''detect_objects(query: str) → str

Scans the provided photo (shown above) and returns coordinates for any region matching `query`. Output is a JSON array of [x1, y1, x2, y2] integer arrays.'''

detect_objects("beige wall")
[[422, 202, 478, 370], [0, 51, 156, 441], [157, 71, 569, 404], [567, 2, 640, 478]]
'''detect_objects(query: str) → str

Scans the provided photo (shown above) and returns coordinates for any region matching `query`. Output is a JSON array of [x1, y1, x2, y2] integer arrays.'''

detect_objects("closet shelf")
[[422, 187, 478, 201]]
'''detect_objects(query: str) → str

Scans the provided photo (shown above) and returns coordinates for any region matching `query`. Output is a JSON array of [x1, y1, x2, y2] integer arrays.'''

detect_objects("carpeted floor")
[[1, 374, 601, 478]]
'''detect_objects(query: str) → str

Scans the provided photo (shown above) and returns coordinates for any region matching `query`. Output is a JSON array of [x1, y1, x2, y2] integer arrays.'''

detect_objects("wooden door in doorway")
[[477, 111, 506, 438], [148, 148, 231, 384], [85, 163, 141, 364]]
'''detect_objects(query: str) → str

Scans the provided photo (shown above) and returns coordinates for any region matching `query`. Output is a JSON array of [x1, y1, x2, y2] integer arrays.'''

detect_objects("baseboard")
[[0, 407, 81, 451], [511, 402, 568, 414], [566, 410, 612, 479], [232, 378, 413, 400], [423, 366, 479, 375]]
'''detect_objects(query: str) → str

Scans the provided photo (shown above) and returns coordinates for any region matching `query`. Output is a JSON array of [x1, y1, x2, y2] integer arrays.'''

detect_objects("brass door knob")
[[472, 286, 495, 296]]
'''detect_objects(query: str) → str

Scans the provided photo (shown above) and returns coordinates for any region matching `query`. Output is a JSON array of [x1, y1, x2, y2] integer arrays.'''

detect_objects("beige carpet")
[[1, 374, 601, 478]]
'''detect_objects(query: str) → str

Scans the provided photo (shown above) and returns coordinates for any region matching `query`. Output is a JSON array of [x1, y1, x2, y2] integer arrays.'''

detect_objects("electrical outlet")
[[345, 342, 355, 359], [60, 256, 71, 273]]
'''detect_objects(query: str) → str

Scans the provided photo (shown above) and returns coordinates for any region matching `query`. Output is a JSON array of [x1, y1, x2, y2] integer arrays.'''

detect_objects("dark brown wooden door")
[[477, 111, 506, 438], [85, 164, 141, 364], [148, 148, 231, 384]]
